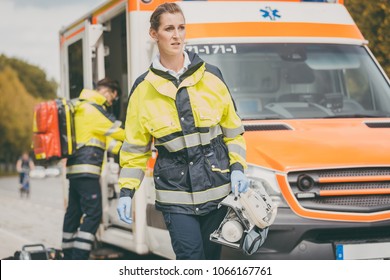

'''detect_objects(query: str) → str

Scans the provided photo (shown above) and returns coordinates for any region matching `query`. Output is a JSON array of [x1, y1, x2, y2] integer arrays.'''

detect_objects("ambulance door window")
[[68, 39, 84, 99]]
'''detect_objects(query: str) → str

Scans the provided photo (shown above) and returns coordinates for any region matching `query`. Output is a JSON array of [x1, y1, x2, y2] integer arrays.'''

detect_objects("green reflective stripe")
[[105, 121, 122, 136], [119, 168, 145, 181], [73, 241, 92, 251], [155, 126, 222, 152], [227, 143, 246, 159], [156, 183, 230, 205], [221, 125, 245, 138], [66, 164, 101, 175], [107, 139, 118, 153], [62, 232, 76, 240], [77, 231, 95, 241], [121, 141, 151, 154]]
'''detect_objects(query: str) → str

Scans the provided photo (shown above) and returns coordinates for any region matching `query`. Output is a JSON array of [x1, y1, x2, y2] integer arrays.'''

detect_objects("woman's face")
[[150, 12, 186, 57]]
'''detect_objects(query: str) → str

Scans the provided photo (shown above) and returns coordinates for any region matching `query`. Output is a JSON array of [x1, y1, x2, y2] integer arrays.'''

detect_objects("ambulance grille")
[[244, 123, 292, 131], [287, 167, 390, 213]]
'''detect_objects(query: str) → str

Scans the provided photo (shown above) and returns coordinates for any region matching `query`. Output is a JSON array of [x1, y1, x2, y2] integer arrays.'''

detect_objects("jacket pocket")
[[204, 142, 230, 174], [205, 153, 230, 173], [204, 148, 230, 188], [197, 108, 220, 128], [146, 116, 178, 139], [154, 161, 189, 192]]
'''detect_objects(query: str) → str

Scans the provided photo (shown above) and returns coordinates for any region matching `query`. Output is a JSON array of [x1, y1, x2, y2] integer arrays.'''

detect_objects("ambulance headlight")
[[245, 165, 288, 208]]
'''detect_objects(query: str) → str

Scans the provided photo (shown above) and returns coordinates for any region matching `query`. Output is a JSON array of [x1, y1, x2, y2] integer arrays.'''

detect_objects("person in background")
[[16, 152, 35, 198], [62, 77, 125, 260], [117, 3, 249, 260]]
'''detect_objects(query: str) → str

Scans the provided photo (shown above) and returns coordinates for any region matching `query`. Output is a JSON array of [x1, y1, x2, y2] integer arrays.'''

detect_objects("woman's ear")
[[149, 28, 158, 42]]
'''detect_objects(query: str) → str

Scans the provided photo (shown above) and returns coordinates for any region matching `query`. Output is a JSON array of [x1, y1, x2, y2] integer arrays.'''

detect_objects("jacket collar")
[[79, 89, 107, 106], [146, 51, 205, 100], [152, 51, 191, 79]]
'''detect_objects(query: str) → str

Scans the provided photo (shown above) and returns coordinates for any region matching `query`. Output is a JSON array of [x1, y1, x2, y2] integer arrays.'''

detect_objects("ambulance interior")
[[67, 11, 128, 123], [192, 43, 390, 120], [101, 11, 128, 123]]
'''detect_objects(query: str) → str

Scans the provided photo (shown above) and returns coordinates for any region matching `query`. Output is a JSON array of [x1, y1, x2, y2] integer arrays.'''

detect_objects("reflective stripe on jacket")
[[66, 89, 125, 179], [119, 51, 247, 215]]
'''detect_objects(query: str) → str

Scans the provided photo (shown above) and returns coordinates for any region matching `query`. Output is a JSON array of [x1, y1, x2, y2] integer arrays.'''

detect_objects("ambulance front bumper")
[[221, 208, 390, 260]]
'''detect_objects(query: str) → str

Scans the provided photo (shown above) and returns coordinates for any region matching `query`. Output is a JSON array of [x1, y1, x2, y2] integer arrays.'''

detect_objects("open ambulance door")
[[58, 20, 106, 217], [59, 11, 136, 253]]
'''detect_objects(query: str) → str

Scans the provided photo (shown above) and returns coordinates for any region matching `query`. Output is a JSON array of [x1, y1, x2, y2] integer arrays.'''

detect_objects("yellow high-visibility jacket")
[[119, 52, 247, 215], [66, 89, 125, 179]]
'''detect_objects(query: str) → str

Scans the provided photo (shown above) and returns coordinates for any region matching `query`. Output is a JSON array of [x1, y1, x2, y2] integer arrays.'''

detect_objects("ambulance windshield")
[[187, 43, 390, 120]]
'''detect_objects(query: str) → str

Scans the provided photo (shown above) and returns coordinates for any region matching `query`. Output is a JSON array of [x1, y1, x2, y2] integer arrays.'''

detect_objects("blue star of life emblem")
[[260, 7, 281, 21]]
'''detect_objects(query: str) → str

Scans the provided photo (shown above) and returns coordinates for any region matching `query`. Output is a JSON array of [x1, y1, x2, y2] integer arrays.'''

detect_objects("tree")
[[346, 0, 390, 77], [0, 66, 39, 171], [0, 55, 58, 173], [0, 54, 57, 100]]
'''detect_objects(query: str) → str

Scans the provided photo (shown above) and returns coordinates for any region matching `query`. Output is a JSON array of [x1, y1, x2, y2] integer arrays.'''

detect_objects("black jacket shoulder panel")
[[204, 63, 238, 111], [187, 50, 202, 66], [128, 70, 150, 100], [204, 63, 225, 83], [87, 102, 116, 123]]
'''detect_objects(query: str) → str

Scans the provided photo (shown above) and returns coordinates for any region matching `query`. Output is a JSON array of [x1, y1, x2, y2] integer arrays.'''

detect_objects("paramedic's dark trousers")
[[163, 206, 227, 260], [62, 177, 102, 260]]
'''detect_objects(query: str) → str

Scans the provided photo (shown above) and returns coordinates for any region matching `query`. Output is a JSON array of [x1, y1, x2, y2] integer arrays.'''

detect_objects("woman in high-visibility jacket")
[[62, 78, 125, 260], [117, 3, 249, 260]]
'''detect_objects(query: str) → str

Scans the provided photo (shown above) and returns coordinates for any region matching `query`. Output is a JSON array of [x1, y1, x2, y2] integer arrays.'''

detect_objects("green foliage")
[[0, 55, 57, 173], [346, 0, 390, 77], [0, 55, 58, 173], [0, 65, 39, 165], [0, 54, 57, 100]]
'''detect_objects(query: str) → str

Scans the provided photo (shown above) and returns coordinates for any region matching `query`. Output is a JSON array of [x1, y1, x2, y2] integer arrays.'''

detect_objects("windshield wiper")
[[324, 113, 389, 119], [241, 116, 282, 120]]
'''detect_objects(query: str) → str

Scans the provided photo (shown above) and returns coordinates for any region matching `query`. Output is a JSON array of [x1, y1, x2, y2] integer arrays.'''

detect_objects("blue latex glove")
[[231, 170, 249, 194], [117, 196, 133, 224]]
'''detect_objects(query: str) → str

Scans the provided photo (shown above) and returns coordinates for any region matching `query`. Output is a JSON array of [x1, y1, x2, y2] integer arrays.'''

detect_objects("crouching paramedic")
[[62, 78, 125, 260]]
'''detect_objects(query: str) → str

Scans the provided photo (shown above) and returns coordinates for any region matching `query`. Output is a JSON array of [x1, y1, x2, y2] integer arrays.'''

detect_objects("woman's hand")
[[117, 196, 133, 224], [231, 170, 249, 194]]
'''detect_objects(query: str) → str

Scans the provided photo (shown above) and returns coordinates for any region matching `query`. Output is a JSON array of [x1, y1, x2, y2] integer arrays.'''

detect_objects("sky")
[[0, 0, 107, 82]]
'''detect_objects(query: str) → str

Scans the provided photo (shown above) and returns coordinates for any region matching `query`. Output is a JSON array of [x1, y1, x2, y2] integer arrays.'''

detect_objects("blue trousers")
[[163, 206, 227, 260]]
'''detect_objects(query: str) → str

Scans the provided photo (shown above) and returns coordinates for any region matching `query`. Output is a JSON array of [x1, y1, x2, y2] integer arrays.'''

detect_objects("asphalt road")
[[0, 175, 65, 259], [0, 175, 166, 260]]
